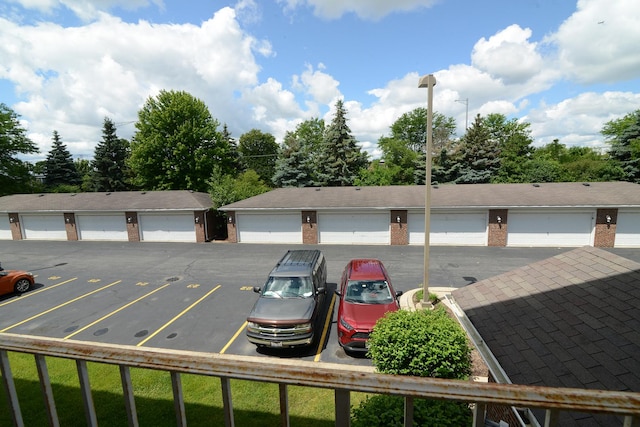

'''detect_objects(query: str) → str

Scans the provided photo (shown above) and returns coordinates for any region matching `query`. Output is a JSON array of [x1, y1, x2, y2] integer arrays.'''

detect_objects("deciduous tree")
[[0, 103, 39, 195], [128, 90, 231, 191], [238, 129, 278, 185]]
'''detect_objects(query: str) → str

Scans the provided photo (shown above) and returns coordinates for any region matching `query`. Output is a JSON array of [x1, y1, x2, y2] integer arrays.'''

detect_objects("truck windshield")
[[262, 276, 313, 298]]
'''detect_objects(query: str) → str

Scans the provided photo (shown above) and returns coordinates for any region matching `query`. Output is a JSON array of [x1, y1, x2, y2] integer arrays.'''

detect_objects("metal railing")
[[1, 332, 639, 427]]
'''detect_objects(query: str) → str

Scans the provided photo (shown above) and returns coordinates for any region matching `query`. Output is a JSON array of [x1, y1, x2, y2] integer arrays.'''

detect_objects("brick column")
[[125, 212, 140, 242], [302, 211, 318, 244], [226, 211, 237, 243], [488, 209, 507, 247], [390, 210, 408, 245], [8, 213, 22, 240], [64, 213, 78, 241], [194, 211, 205, 243], [594, 208, 617, 247]]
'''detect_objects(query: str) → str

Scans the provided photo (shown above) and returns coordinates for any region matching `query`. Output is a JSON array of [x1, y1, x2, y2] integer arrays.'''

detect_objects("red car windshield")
[[344, 280, 393, 304]]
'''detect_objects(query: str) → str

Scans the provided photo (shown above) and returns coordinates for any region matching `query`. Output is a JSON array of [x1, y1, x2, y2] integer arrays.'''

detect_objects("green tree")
[[92, 118, 130, 192], [273, 118, 325, 187], [75, 158, 93, 192], [208, 168, 270, 209], [485, 113, 534, 183], [238, 129, 278, 185], [0, 103, 39, 195], [454, 114, 499, 183], [603, 109, 640, 183], [316, 99, 368, 186], [128, 90, 231, 192], [44, 130, 81, 190]]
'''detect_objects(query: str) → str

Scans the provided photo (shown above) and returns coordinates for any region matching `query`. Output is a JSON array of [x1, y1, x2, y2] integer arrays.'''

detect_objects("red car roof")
[[347, 259, 387, 281]]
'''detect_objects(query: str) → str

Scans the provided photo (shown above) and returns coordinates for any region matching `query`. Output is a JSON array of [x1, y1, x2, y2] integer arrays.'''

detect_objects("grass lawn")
[[0, 352, 370, 426]]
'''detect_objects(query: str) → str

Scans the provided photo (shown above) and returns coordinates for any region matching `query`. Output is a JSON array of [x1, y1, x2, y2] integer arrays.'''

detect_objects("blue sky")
[[1, 0, 639, 162]]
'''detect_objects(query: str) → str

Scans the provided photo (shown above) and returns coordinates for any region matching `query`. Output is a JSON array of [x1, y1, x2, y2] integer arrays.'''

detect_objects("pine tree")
[[454, 114, 499, 184], [273, 132, 314, 187], [91, 118, 130, 191], [316, 100, 368, 186], [606, 110, 640, 183], [44, 130, 81, 189]]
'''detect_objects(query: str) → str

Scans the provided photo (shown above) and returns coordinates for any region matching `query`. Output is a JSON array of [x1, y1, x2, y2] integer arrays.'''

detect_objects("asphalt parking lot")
[[2, 241, 639, 366]]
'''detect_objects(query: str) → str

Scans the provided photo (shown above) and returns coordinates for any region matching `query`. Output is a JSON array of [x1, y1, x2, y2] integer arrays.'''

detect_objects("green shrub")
[[354, 308, 474, 425], [351, 395, 472, 427], [367, 308, 472, 379]]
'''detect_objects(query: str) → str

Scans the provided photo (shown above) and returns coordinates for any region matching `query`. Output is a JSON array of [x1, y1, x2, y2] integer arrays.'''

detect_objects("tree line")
[[2, 91, 639, 207]]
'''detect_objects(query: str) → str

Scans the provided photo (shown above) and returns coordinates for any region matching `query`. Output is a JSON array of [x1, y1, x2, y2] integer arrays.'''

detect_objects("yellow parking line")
[[0, 278, 78, 307], [314, 293, 336, 362], [136, 284, 221, 347], [219, 321, 248, 354], [0, 280, 122, 333], [64, 283, 171, 340]]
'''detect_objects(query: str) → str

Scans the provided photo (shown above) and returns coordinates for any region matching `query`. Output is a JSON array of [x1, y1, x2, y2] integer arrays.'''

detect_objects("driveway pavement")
[[1, 241, 638, 366]]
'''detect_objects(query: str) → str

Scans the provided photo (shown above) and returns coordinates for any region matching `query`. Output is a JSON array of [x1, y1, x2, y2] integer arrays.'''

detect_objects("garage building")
[[220, 182, 640, 248], [0, 190, 214, 243]]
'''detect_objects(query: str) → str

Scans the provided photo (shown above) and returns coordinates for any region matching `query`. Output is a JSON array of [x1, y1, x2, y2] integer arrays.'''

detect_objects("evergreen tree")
[[44, 130, 81, 189], [454, 114, 499, 183], [316, 99, 368, 186], [0, 103, 39, 195], [222, 124, 242, 173], [604, 110, 640, 183], [272, 118, 324, 187], [92, 117, 130, 192]]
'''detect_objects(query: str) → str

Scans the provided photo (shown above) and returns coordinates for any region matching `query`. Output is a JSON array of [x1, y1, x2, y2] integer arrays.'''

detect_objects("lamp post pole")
[[418, 74, 436, 309]]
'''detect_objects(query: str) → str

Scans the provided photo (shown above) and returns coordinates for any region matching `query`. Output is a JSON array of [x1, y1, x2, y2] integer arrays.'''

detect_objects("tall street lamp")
[[418, 74, 436, 309]]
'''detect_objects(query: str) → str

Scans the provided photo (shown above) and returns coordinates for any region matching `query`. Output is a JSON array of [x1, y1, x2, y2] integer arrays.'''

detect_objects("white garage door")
[[237, 213, 301, 243], [139, 213, 196, 242], [615, 210, 640, 247], [0, 217, 11, 240], [408, 212, 487, 245], [318, 212, 389, 244], [77, 214, 128, 241], [21, 214, 67, 240], [507, 211, 594, 247]]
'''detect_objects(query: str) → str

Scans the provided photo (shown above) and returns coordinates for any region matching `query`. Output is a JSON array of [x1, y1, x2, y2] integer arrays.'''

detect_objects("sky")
[[1, 0, 639, 163]]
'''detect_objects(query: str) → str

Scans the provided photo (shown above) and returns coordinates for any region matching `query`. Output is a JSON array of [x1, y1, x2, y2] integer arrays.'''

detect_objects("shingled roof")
[[220, 182, 640, 210], [0, 190, 213, 212], [451, 247, 640, 426]]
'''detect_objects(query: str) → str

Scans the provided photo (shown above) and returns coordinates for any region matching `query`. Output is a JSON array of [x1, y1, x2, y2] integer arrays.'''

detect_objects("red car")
[[0, 262, 34, 297], [335, 259, 402, 353]]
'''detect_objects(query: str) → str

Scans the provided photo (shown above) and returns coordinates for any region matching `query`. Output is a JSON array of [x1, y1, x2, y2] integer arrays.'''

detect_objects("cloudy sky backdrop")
[[1, 0, 639, 162]]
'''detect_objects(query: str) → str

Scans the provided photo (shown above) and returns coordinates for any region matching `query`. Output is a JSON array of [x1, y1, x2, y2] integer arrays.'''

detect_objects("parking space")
[[3, 241, 639, 367]]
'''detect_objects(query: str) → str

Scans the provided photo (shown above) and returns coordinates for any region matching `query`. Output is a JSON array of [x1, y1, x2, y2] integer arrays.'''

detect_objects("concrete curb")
[[399, 286, 458, 311]]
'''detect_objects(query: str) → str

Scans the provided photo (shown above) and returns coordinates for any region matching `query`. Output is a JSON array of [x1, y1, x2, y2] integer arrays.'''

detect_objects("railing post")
[[544, 408, 559, 427], [472, 402, 486, 427], [221, 377, 235, 427], [335, 389, 350, 427], [404, 396, 414, 427], [76, 360, 98, 426], [35, 354, 59, 427], [624, 415, 639, 427], [0, 350, 24, 427], [171, 371, 186, 427], [279, 383, 290, 427], [119, 366, 139, 427]]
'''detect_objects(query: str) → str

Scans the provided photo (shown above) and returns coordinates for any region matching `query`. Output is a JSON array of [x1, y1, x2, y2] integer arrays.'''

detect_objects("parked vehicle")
[[335, 259, 402, 353], [246, 250, 327, 348], [0, 262, 34, 297]]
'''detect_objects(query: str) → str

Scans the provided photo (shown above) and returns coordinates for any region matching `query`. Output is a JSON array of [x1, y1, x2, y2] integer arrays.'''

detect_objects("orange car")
[[0, 262, 34, 296]]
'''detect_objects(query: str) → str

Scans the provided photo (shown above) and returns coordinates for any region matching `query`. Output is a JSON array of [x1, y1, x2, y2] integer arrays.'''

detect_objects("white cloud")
[[548, 0, 640, 83], [524, 91, 640, 148], [277, 0, 439, 20], [472, 24, 545, 85], [7, 0, 164, 21]]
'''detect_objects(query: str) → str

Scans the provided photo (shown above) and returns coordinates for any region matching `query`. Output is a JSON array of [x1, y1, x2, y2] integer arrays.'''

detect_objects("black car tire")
[[14, 279, 31, 293]]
